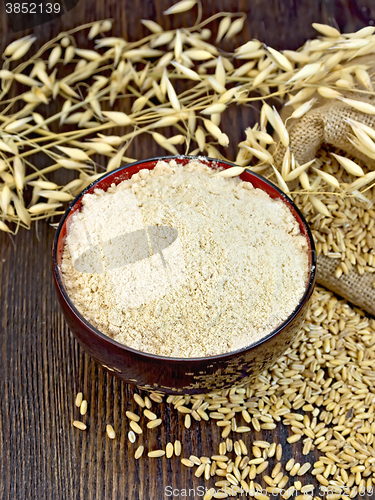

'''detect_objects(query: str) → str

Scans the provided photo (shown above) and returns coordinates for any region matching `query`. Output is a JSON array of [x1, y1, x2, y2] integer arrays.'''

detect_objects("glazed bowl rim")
[[52, 154, 316, 363]]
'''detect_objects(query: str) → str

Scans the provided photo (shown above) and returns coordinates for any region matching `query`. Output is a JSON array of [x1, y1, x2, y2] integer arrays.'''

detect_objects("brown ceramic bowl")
[[52, 155, 316, 394]]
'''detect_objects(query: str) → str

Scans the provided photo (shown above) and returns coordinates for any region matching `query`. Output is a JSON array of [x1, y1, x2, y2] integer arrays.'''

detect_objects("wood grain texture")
[[0, 1, 374, 499]]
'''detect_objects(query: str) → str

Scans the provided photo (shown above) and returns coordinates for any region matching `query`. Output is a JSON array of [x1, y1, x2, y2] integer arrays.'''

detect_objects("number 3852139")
[[5, 3, 61, 14]]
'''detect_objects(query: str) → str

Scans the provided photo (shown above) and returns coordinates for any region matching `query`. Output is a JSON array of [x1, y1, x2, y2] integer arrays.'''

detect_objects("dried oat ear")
[[274, 55, 375, 169]]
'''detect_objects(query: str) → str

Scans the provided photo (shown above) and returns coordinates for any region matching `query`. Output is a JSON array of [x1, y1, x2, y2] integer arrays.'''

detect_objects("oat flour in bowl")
[[61, 159, 308, 357]]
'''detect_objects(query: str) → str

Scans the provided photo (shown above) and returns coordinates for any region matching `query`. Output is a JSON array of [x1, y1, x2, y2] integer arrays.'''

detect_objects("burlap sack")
[[316, 256, 375, 315], [274, 55, 375, 316], [274, 98, 375, 168], [274, 56, 375, 167]]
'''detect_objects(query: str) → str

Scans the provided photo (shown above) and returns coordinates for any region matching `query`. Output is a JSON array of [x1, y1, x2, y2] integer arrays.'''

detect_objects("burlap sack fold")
[[316, 255, 375, 316], [274, 55, 375, 316]]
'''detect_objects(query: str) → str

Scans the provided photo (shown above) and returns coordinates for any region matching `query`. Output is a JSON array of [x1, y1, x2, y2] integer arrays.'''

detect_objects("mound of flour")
[[61, 159, 308, 357]]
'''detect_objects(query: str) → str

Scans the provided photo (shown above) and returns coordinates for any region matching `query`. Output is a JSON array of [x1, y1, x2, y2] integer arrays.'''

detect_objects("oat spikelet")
[[317, 87, 342, 99], [4, 117, 32, 133], [309, 195, 331, 217], [132, 95, 148, 113], [56, 146, 91, 162], [235, 40, 262, 58], [341, 97, 375, 114], [0, 69, 14, 81], [331, 153, 364, 176], [206, 144, 222, 159], [291, 98, 316, 119], [215, 56, 226, 87], [285, 160, 315, 181], [75, 49, 102, 61], [201, 103, 226, 115], [224, 18, 245, 40], [346, 171, 375, 192], [88, 22, 101, 40], [48, 46, 62, 69], [0, 185, 11, 214], [0, 140, 15, 154], [299, 171, 311, 190], [281, 148, 290, 179], [347, 25, 375, 38], [107, 146, 127, 172], [285, 87, 316, 107], [13, 157, 25, 191], [59, 82, 80, 99], [29, 180, 59, 190], [0, 221, 12, 233], [207, 76, 226, 93], [216, 17, 231, 43], [261, 102, 277, 130], [272, 106, 289, 148], [12, 194, 31, 226], [85, 142, 114, 155], [14, 74, 40, 87], [355, 67, 373, 91], [171, 61, 201, 80], [218, 86, 240, 104], [288, 63, 322, 83], [195, 127, 206, 151], [266, 46, 293, 72], [39, 191, 73, 202], [64, 46, 75, 65], [32, 113, 48, 130], [312, 23, 341, 37], [253, 62, 275, 88], [3, 35, 35, 57], [184, 49, 213, 60], [312, 167, 340, 189], [151, 32, 175, 48], [60, 99, 72, 126], [168, 134, 185, 145], [347, 117, 375, 141], [165, 77, 181, 111], [243, 145, 272, 163], [62, 179, 83, 193], [188, 110, 196, 134], [102, 111, 133, 126], [152, 132, 179, 154], [141, 19, 163, 33], [174, 30, 183, 61], [271, 165, 289, 193], [163, 0, 196, 15], [323, 50, 344, 70], [335, 77, 353, 89], [203, 119, 228, 146], [10, 37, 36, 60], [215, 166, 245, 178], [232, 60, 256, 77], [101, 20, 112, 32], [150, 116, 181, 128]]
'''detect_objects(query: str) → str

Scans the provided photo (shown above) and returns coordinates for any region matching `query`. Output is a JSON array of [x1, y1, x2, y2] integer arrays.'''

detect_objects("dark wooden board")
[[0, 1, 374, 499]]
